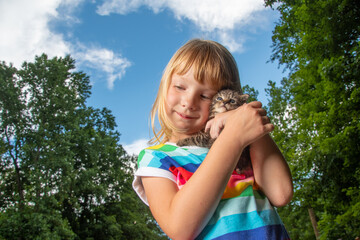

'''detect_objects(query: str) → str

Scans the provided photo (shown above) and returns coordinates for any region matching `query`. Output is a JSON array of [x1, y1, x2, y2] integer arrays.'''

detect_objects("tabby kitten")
[[177, 89, 252, 173]]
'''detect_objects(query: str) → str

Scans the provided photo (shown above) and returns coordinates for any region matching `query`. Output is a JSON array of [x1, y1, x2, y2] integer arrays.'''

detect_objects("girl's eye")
[[175, 85, 184, 90], [201, 95, 211, 100]]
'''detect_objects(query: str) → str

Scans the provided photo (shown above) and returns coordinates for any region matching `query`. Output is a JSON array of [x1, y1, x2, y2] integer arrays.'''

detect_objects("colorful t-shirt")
[[132, 143, 290, 240]]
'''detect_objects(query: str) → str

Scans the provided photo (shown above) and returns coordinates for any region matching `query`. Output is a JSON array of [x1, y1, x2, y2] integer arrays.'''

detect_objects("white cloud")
[[166, 0, 264, 32], [122, 139, 149, 156], [0, 0, 130, 89], [0, 0, 72, 66], [96, 0, 268, 52], [217, 30, 246, 53], [96, 0, 144, 15], [74, 45, 131, 89]]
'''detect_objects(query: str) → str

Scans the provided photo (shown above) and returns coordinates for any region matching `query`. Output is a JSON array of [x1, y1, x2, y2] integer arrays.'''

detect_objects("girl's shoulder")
[[139, 142, 208, 155], [137, 143, 177, 159], [137, 143, 208, 167]]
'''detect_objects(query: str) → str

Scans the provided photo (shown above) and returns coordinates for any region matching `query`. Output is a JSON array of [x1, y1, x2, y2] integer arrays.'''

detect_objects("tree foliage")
[[0, 54, 166, 239], [264, 0, 360, 239], [242, 84, 259, 102]]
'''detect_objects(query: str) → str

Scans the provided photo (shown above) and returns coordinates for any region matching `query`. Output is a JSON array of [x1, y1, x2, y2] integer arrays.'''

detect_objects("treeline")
[[0, 54, 167, 239], [1, 0, 359, 239], [264, 0, 360, 239]]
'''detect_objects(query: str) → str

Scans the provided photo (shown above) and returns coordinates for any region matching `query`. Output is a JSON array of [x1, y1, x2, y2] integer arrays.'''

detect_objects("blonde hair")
[[150, 39, 242, 144]]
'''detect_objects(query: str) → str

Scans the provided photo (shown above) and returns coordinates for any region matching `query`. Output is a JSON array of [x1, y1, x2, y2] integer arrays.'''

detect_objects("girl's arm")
[[250, 134, 293, 206], [206, 105, 293, 206], [142, 101, 274, 240]]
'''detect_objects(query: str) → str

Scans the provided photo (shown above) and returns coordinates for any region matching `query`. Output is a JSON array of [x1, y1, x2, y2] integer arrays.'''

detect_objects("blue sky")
[[0, 0, 285, 155]]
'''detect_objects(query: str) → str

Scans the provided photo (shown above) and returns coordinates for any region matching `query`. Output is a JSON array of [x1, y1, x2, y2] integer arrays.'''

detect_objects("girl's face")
[[165, 67, 217, 142]]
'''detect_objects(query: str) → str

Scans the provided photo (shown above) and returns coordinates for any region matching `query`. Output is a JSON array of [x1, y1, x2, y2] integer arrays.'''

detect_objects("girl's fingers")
[[247, 101, 262, 108], [264, 122, 275, 134], [208, 118, 225, 138], [205, 111, 231, 138], [210, 124, 222, 138], [204, 119, 213, 133], [258, 108, 267, 116], [262, 116, 271, 124], [205, 101, 274, 141]]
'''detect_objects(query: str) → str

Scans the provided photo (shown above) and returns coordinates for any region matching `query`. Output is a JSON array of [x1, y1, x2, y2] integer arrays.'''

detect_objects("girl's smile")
[[176, 112, 197, 120], [165, 67, 216, 142]]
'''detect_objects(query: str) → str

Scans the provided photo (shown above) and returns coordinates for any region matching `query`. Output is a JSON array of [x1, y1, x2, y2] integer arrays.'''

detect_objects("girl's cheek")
[[166, 95, 176, 107], [165, 91, 174, 104], [202, 105, 211, 122]]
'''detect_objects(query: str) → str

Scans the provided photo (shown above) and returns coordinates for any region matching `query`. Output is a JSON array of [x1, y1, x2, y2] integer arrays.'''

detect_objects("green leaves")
[[265, 0, 360, 239], [0, 54, 164, 239]]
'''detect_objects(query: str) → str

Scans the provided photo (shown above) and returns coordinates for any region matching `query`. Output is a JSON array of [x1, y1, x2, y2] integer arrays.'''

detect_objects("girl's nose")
[[181, 94, 197, 110]]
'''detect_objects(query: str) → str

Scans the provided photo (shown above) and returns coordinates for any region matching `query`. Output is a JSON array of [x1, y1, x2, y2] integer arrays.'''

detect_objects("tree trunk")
[[14, 158, 24, 207], [308, 207, 320, 239], [5, 131, 25, 207]]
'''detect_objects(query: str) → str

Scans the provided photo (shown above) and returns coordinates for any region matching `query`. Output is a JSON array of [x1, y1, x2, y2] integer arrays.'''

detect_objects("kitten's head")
[[209, 89, 249, 119]]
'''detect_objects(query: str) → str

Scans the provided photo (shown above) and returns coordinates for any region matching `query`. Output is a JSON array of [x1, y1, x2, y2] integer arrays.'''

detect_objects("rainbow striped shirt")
[[132, 143, 290, 240]]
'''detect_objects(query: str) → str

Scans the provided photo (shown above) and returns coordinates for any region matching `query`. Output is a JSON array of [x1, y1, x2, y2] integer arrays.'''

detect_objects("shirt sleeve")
[[132, 148, 177, 205]]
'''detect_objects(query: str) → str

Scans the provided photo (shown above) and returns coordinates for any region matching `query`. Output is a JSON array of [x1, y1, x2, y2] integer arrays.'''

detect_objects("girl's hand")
[[205, 101, 274, 145], [204, 111, 230, 138]]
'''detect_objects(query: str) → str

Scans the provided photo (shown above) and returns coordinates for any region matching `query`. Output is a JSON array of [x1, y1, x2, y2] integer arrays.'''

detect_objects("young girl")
[[133, 39, 293, 239]]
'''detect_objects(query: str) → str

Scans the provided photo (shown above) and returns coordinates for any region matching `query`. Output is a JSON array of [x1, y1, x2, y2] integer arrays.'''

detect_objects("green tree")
[[0, 54, 166, 239], [242, 84, 259, 102], [265, 0, 360, 239]]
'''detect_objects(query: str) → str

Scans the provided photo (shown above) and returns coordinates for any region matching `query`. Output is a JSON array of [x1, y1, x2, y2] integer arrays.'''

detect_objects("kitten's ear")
[[240, 94, 250, 103]]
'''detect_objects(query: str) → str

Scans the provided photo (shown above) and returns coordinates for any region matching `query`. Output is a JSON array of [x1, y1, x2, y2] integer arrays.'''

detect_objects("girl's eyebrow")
[[206, 89, 217, 96], [175, 73, 189, 80], [171, 74, 185, 82]]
